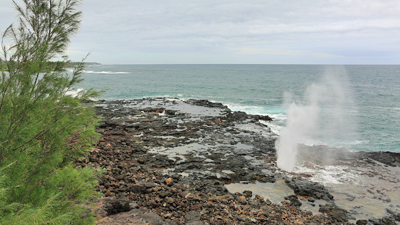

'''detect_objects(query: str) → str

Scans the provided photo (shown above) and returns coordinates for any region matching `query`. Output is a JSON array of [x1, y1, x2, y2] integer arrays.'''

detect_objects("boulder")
[[285, 179, 334, 201], [319, 204, 348, 223]]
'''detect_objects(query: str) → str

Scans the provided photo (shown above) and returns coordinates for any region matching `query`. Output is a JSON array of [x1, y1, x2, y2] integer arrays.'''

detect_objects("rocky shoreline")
[[76, 98, 400, 225]]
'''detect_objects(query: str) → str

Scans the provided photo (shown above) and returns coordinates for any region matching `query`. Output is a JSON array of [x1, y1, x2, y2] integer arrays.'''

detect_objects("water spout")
[[276, 66, 357, 172]]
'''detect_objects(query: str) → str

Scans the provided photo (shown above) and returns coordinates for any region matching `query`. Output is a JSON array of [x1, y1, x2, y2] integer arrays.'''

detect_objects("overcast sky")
[[1, 0, 399, 64]]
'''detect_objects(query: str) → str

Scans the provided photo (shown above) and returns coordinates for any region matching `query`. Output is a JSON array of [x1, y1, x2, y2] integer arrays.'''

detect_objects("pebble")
[[237, 196, 247, 205], [166, 177, 174, 186]]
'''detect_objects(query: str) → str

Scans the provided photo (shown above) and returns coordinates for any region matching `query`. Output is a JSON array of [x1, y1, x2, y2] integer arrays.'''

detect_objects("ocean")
[[75, 64, 400, 153]]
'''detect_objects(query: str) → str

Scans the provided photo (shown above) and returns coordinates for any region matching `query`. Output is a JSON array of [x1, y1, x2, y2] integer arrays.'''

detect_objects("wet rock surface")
[[319, 204, 348, 223], [76, 98, 400, 224], [285, 179, 334, 201]]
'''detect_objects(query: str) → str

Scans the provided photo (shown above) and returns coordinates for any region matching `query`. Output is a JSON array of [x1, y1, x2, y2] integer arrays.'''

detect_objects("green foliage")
[[0, 164, 101, 224], [0, 62, 6, 71], [0, 0, 102, 224]]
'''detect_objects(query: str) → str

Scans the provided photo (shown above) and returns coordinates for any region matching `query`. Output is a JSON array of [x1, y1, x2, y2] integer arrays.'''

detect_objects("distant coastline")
[[0, 61, 101, 71], [67, 62, 101, 67], [84, 62, 102, 66]]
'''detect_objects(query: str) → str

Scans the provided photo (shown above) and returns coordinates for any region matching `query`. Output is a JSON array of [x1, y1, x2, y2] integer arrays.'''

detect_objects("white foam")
[[269, 113, 287, 121], [259, 121, 284, 135], [65, 88, 86, 98], [64, 88, 97, 101], [224, 102, 288, 134], [228, 105, 267, 115], [293, 164, 361, 186]]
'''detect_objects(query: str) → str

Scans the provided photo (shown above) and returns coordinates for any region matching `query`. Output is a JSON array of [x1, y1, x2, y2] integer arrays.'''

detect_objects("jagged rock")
[[356, 219, 368, 225], [165, 177, 174, 186], [243, 190, 252, 198], [308, 197, 315, 202], [387, 209, 400, 221], [141, 212, 164, 225], [319, 204, 348, 223], [85, 98, 400, 224], [360, 151, 400, 167], [285, 179, 334, 201], [227, 111, 248, 121], [104, 197, 132, 215], [131, 182, 156, 194], [185, 99, 228, 109], [284, 195, 302, 207], [185, 211, 202, 223], [237, 196, 247, 205], [251, 114, 273, 121]]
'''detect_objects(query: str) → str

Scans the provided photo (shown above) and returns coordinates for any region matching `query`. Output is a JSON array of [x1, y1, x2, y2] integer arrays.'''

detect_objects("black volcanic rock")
[[284, 195, 302, 207], [319, 203, 348, 223], [285, 179, 334, 201], [104, 197, 132, 215], [359, 151, 400, 167], [83, 98, 400, 224]]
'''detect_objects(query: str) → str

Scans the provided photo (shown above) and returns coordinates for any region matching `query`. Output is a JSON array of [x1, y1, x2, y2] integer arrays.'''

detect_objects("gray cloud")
[[1, 0, 399, 64]]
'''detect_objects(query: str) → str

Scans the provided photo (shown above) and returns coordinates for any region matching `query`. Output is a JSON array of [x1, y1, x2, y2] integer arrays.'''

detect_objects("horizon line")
[[91, 63, 400, 66]]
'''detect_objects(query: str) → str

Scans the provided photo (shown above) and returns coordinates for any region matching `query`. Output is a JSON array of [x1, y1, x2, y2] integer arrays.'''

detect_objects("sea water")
[[75, 64, 400, 153]]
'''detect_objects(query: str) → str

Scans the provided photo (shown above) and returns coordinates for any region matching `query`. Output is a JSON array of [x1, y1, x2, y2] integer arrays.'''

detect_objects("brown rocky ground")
[[76, 98, 400, 225]]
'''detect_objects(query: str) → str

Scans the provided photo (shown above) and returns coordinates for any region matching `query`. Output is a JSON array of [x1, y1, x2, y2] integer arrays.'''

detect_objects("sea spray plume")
[[276, 96, 320, 171], [276, 66, 357, 172]]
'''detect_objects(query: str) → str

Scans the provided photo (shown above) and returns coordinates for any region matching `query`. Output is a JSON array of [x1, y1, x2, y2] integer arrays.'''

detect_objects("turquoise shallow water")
[[76, 64, 400, 153]]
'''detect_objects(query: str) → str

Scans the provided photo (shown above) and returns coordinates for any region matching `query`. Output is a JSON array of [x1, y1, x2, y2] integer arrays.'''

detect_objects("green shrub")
[[0, 0, 102, 224]]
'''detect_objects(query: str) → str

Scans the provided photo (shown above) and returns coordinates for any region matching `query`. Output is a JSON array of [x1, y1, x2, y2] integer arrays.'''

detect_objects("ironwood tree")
[[0, 0, 102, 224]]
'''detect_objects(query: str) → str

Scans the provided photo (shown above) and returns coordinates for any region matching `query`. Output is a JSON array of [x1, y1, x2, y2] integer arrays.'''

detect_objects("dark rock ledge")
[[75, 98, 400, 225]]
